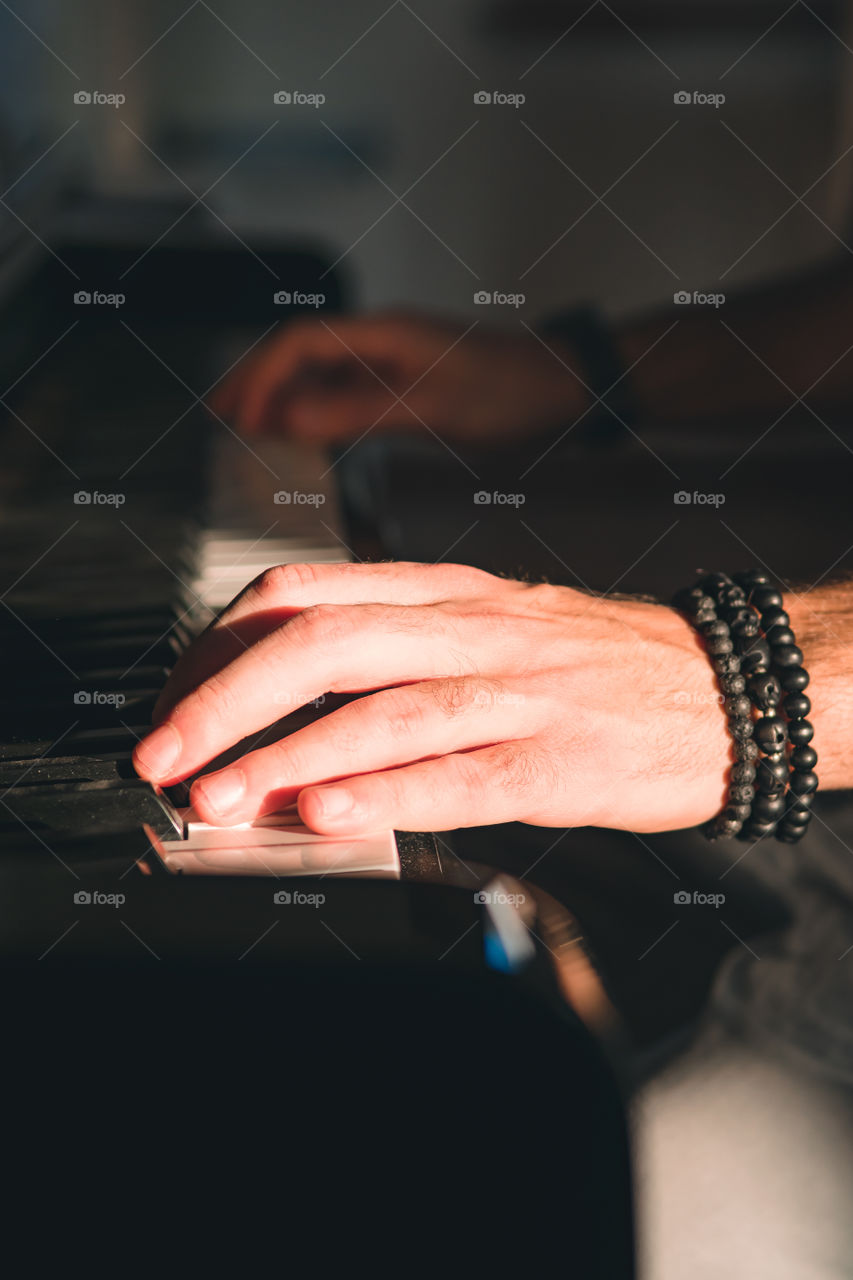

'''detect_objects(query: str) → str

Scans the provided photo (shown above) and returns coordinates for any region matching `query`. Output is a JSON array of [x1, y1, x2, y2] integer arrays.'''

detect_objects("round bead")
[[724, 694, 751, 719], [723, 803, 752, 824], [700, 619, 729, 639], [783, 692, 811, 718], [787, 718, 814, 745], [729, 717, 754, 742], [777, 826, 805, 844], [752, 793, 787, 822], [753, 715, 787, 754], [783, 805, 811, 827], [772, 644, 804, 670], [724, 607, 755, 631], [752, 587, 783, 611], [789, 789, 814, 810], [695, 609, 717, 626], [790, 745, 817, 771], [780, 667, 810, 692], [765, 625, 795, 648], [747, 672, 781, 712], [707, 634, 734, 656], [756, 756, 789, 794], [742, 820, 777, 840], [687, 594, 716, 617], [789, 770, 818, 796], [739, 646, 771, 677], [731, 761, 756, 785], [713, 654, 740, 677], [719, 673, 747, 697], [730, 783, 756, 806], [761, 607, 789, 630], [735, 739, 759, 762], [713, 816, 742, 840], [730, 618, 761, 640], [699, 572, 731, 595], [734, 570, 771, 590]]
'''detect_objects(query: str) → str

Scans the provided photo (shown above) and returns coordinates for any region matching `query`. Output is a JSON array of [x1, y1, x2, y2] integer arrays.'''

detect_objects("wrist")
[[786, 587, 852, 791]]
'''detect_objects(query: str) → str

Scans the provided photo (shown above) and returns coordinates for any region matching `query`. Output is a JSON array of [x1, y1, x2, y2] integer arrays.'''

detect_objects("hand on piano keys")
[[133, 560, 733, 837]]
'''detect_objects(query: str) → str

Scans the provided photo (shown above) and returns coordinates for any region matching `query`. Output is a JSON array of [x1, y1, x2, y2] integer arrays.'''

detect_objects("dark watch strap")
[[540, 305, 639, 441]]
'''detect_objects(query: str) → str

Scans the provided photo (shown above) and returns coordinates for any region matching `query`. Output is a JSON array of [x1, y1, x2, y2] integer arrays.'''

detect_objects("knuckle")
[[252, 562, 320, 601], [427, 677, 480, 719], [187, 673, 242, 730], [383, 691, 429, 742], [289, 602, 353, 649]]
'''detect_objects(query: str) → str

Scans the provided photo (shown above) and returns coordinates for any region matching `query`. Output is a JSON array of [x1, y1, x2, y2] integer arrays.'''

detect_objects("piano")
[[0, 234, 634, 1276]]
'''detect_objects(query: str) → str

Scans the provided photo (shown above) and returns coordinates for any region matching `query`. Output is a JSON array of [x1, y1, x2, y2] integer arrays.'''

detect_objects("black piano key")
[[0, 753, 138, 788], [0, 725, 153, 761], [0, 783, 184, 841]]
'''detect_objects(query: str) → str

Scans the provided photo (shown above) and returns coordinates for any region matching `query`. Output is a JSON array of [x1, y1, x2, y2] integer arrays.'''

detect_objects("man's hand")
[[209, 311, 585, 443], [133, 562, 732, 835]]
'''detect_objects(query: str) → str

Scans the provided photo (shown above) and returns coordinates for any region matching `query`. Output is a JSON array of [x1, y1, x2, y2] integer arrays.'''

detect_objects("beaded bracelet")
[[734, 571, 817, 843], [672, 581, 757, 840], [675, 570, 817, 843]]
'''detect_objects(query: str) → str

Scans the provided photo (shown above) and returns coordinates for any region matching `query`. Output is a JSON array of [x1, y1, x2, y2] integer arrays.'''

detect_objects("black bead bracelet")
[[734, 571, 817, 843], [675, 570, 817, 843], [672, 580, 756, 840]]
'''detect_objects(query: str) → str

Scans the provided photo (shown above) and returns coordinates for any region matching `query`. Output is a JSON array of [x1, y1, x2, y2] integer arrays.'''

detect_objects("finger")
[[188, 677, 539, 824], [296, 741, 555, 834], [236, 318, 404, 436], [153, 561, 502, 722], [135, 600, 504, 784], [285, 387, 423, 443]]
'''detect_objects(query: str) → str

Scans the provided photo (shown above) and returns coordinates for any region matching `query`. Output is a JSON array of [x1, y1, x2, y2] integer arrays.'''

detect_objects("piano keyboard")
[[0, 327, 402, 879]]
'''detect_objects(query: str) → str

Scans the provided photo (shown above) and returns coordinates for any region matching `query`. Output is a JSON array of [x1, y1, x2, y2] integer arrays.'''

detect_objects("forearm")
[[787, 579, 853, 791], [615, 258, 853, 425]]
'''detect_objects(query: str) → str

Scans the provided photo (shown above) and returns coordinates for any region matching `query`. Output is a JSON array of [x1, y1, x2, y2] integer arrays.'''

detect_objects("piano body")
[[0, 221, 634, 1273]]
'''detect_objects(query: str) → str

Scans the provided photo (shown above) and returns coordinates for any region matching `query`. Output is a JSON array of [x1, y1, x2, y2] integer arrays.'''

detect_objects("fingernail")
[[134, 723, 181, 780], [312, 787, 354, 822], [196, 769, 246, 818]]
